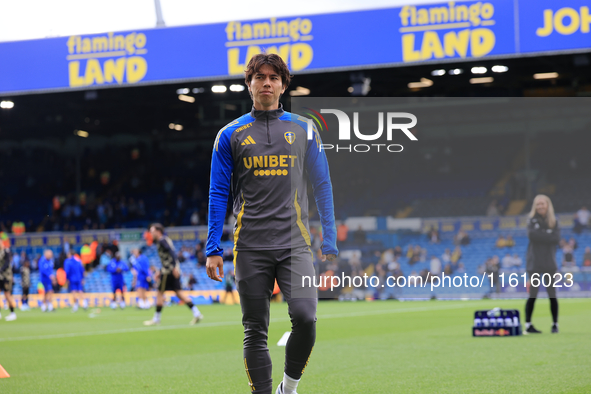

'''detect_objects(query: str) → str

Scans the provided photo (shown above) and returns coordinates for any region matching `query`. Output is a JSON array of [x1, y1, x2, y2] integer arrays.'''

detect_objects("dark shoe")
[[526, 325, 542, 334], [551, 324, 559, 334]]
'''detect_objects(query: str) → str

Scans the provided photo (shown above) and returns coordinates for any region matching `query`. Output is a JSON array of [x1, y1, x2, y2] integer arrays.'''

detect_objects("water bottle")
[[513, 316, 519, 327], [497, 317, 504, 327], [504, 318, 513, 327], [488, 307, 501, 317], [474, 318, 482, 327], [482, 318, 490, 327]]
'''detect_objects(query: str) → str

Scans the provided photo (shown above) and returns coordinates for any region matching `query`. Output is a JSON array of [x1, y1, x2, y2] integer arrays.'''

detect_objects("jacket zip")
[[266, 112, 271, 144]]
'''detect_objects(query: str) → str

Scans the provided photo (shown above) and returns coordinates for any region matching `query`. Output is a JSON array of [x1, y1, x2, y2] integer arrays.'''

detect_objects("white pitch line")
[[0, 303, 473, 343]]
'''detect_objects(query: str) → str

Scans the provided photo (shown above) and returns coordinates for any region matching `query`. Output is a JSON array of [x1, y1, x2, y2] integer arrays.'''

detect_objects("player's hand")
[[173, 267, 180, 279], [321, 254, 337, 262], [206, 256, 224, 282]]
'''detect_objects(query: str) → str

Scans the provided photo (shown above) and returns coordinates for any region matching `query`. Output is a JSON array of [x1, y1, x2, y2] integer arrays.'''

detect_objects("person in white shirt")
[[441, 249, 451, 264], [574, 206, 590, 233], [501, 253, 514, 269], [430, 256, 442, 276], [512, 254, 523, 268]]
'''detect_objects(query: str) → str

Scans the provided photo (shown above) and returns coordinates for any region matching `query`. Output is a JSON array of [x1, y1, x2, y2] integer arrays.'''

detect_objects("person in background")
[[512, 254, 523, 268], [505, 235, 515, 248], [337, 222, 349, 243], [454, 230, 471, 246], [190, 211, 199, 226], [144, 223, 203, 326], [525, 195, 560, 334], [455, 262, 466, 274], [131, 248, 152, 309], [441, 248, 451, 265], [353, 225, 367, 244], [99, 248, 113, 268], [39, 249, 56, 312], [486, 256, 500, 294], [573, 206, 590, 234], [107, 252, 129, 309], [20, 259, 31, 311], [583, 247, 591, 267], [11, 251, 21, 274], [567, 237, 578, 250], [188, 274, 197, 290], [222, 269, 238, 304], [430, 255, 442, 277], [64, 250, 87, 312], [501, 253, 514, 269], [451, 246, 462, 269], [486, 200, 500, 216], [0, 242, 17, 321], [561, 243, 575, 268], [427, 226, 440, 243], [495, 235, 506, 248]]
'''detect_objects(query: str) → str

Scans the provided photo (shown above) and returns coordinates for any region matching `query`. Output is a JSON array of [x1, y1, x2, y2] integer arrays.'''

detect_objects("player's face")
[[535, 198, 548, 217], [248, 64, 285, 111], [149, 227, 161, 241]]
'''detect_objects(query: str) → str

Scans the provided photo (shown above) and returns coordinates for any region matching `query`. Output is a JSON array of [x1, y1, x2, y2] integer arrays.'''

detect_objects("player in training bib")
[[206, 53, 338, 394], [20, 259, 31, 311], [0, 241, 17, 321], [143, 224, 203, 326]]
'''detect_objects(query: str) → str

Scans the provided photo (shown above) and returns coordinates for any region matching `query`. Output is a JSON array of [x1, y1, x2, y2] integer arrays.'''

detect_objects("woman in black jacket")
[[525, 194, 560, 334]]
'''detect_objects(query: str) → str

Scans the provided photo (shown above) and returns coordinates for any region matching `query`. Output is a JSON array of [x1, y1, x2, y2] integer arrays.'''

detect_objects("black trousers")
[[525, 271, 558, 324], [235, 247, 317, 394]]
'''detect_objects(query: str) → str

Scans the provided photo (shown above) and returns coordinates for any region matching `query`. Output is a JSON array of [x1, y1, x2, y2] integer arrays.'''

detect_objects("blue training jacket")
[[39, 257, 54, 281], [206, 104, 338, 257], [107, 259, 129, 283], [64, 256, 85, 283], [133, 254, 151, 282]]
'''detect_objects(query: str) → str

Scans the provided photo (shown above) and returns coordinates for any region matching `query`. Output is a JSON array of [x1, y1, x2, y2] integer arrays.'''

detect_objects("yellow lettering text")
[[444, 29, 470, 58], [85, 59, 104, 85], [126, 56, 148, 83], [68, 61, 86, 87], [280, 155, 288, 167], [290, 43, 313, 71], [470, 28, 495, 57], [402, 34, 422, 62], [421, 31, 445, 60], [253, 156, 263, 168], [554, 7, 580, 35], [536, 9, 554, 37], [104, 58, 126, 84]]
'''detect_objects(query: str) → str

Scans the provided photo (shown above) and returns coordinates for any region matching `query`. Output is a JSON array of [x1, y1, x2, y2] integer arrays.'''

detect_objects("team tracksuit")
[[207, 104, 338, 393]]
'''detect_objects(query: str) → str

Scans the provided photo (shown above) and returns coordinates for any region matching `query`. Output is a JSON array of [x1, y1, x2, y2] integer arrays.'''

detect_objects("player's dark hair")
[[150, 223, 165, 234], [244, 53, 292, 90]]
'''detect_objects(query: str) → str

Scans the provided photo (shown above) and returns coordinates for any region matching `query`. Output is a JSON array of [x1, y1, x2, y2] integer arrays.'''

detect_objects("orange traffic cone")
[[0, 364, 9, 378]]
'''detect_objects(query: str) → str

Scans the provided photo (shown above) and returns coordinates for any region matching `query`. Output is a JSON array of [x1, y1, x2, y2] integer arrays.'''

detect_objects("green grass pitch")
[[1, 298, 590, 393]]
